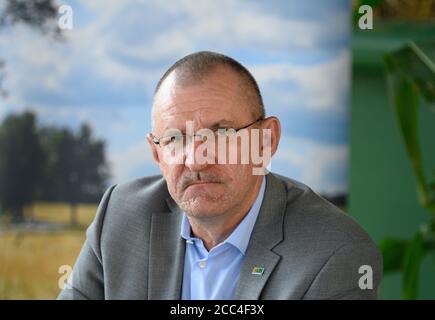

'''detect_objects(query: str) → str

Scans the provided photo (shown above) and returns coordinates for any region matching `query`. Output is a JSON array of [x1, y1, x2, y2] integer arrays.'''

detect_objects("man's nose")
[[184, 136, 214, 171]]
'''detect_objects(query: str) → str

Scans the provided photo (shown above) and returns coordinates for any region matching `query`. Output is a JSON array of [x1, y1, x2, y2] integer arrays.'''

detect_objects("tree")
[[0, 112, 110, 225], [0, 111, 45, 222], [39, 123, 110, 226]]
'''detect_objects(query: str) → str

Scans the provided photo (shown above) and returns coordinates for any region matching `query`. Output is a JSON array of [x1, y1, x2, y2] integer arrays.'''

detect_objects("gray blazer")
[[58, 173, 382, 300]]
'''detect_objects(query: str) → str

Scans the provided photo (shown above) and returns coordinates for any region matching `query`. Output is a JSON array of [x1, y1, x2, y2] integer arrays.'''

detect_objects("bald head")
[[152, 51, 265, 127]]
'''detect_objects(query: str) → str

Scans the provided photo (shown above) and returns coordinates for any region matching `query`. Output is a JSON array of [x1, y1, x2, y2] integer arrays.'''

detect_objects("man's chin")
[[182, 182, 224, 197], [184, 209, 227, 219], [178, 196, 228, 217]]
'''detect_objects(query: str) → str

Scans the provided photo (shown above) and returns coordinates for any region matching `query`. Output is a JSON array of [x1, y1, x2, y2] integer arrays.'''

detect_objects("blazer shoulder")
[[108, 174, 169, 211], [98, 174, 170, 240], [271, 173, 376, 245]]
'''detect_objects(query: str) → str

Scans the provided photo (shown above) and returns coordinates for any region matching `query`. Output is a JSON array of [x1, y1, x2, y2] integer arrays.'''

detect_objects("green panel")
[[350, 55, 435, 299]]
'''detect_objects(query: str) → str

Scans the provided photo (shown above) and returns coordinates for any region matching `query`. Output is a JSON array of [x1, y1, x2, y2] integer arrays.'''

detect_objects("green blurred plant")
[[383, 41, 435, 299]]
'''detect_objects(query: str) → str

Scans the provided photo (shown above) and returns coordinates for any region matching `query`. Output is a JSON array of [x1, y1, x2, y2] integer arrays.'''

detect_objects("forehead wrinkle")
[[156, 100, 216, 121], [156, 86, 240, 110], [153, 94, 239, 132], [158, 109, 211, 132]]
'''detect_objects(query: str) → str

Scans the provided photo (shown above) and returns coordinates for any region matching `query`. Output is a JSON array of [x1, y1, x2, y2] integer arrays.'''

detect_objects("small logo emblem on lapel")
[[251, 266, 265, 275]]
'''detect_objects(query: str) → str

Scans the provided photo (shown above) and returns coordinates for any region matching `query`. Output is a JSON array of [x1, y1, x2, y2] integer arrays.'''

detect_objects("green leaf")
[[386, 42, 435, 103], [384, 42, 435, 299], [386, 72, 428, 204], [402, 232, 424, 300], [385, 41, 435, 208], [380, 237, 408, 273]]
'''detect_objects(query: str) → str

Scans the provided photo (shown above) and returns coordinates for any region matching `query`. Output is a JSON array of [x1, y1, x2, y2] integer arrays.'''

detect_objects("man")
[[58, 51, 382, 300]]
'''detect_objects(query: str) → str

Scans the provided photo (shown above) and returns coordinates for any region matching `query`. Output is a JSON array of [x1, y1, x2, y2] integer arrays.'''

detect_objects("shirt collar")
[[180, 176, 267, 254]]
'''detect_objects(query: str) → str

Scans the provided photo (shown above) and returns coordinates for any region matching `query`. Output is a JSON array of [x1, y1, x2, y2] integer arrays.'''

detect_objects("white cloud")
[[0, 0, 350, 111], [71, 0, 349, 86], [108, 140, 156, 184], [250, 49, 351, 112], [0, 25, 71, 98], [273, 134, 349, 195]]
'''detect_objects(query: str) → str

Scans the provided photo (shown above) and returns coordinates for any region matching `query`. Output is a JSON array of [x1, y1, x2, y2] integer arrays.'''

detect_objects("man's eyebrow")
[[161, 120, 236, 133], [160, 127, 183, 136], [208, 120, 235, 129]]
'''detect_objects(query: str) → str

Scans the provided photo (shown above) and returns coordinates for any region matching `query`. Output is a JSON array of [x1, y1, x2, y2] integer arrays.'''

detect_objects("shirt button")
[[199, 261, 206, 269]]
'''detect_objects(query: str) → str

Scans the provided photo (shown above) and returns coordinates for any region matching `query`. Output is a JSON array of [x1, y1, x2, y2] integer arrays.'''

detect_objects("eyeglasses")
[[150, 118, 264, 148]]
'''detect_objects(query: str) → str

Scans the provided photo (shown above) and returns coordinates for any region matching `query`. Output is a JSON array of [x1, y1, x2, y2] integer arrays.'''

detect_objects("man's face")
[[149, 67, 264, 219]]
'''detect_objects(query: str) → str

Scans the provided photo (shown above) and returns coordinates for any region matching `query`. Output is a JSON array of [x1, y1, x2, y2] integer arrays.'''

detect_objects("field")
[[0, 203, 97, 299]]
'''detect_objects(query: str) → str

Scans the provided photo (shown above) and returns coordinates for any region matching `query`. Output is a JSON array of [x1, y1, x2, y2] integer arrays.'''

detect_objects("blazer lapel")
[[234, 173, 287, 299], [147, 173, 287, 300], [147, 200, 185, 299]]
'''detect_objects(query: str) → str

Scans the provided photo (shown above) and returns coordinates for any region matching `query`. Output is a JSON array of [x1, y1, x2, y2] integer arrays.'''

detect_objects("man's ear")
[[261, 116, 281, 157], [146, 133, 161, 165]]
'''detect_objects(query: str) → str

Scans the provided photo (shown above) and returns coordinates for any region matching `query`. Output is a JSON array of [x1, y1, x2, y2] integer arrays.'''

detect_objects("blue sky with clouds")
[[0, 0, 351, 195]]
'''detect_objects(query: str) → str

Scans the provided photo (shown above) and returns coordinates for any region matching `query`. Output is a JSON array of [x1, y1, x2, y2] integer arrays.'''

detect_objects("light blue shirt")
[[181, 176, 266, 300]]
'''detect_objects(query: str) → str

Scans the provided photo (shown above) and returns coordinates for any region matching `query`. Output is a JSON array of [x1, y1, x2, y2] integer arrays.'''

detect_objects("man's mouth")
[[185, 181, 220, 190]]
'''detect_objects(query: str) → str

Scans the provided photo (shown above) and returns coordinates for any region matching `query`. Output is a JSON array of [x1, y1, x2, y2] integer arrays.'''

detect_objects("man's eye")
[[163, 135, 183, 144], [216, 128, 236, 136], [216, 128, 230, 136], [174, 135, 184, 141]]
